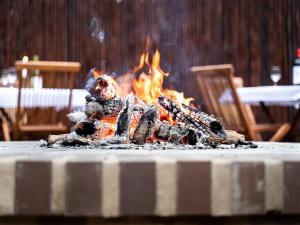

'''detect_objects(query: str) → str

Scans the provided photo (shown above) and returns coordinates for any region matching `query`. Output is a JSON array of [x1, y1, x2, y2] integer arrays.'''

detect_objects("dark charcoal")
[[115, 95, 134, 137], [187, 129, 198, 145], [75, 120, 96, 136]]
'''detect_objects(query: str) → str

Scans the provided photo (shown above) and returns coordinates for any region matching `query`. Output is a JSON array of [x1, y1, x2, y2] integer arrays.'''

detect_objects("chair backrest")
[[190, 64, 257, 140], [14, 61, 81, 139]]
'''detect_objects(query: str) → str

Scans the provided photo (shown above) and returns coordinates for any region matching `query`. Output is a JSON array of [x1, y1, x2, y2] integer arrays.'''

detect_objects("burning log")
[[115, 94, 134, 138], [132, 105, 158, 144]]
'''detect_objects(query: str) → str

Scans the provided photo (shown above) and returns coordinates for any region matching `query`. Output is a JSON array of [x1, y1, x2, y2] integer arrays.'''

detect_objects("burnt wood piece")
[[132, 106, 158, 145], [74, 120, 96, 136], [155, 121, 198, 145], [115, 94, 134, 137], [85, 95, 123, 119], [47, 133, 91, 146], [158, 96, 251, 147], [182, 104, 226, 138], [157, 96, 209, 137]]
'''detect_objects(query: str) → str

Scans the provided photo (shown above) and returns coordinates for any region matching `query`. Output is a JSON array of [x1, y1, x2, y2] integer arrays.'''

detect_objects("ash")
[[42, 133, 256, 151]]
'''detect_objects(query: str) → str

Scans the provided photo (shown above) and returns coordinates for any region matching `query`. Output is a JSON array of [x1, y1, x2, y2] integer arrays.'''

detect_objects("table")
[[0, 141, 300, 223], [237, 85, 300, 138], [237, 85, 300, 106], [0, 88, 89, 140], [0, 87, 89, 108]]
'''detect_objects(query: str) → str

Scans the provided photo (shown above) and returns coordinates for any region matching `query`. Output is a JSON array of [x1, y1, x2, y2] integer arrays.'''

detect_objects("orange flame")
[[133, 49, 193, 123], [93, 49, 193, 125]]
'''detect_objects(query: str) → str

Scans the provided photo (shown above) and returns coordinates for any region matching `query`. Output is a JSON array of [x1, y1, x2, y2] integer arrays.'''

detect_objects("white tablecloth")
[[220, 85, 300, 106], [237, 85, 300, 106], [0, 87, 89, 109]]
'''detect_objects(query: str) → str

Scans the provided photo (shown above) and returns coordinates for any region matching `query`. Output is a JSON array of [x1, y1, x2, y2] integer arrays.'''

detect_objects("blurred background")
[[1, 0, 300, 141]]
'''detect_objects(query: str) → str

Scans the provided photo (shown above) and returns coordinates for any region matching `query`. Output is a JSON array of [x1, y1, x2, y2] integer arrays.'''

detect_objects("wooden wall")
[[1, 0, 300, 122]]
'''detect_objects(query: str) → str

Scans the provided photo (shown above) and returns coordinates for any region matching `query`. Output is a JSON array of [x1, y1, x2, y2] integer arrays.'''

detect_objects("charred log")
[[155, 121, 199, 145], [182, 104, 226, 137], [115, 94, 134, 137], [132, 105, 158, 145], [48, 133, 90, 146], [158, 96, 209, 137], [202, 130, 246, 147], [158, 96, 252, 147], [85, 95, 123, 119], [158, 96, 226, 139]]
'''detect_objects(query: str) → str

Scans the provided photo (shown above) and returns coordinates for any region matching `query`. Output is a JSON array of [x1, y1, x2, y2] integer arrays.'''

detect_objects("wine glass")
[[270, 66, 281, 86], [7, 73, 17, 87]]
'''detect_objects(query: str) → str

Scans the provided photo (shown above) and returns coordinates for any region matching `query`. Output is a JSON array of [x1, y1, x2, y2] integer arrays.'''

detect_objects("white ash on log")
[[48, 133, 91, 146], [158, 96, 256, 148], [85, 95, 123, 119], [157, 96, 213, 138], [132, 105, 158, 145], [182, 103, 226, 137], [154, 121, 198, 145]]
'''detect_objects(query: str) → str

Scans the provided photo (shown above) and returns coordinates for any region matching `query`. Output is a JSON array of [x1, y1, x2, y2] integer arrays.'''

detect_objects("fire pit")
[[47, 48, 255, 149], [0, 141, 300, 221]]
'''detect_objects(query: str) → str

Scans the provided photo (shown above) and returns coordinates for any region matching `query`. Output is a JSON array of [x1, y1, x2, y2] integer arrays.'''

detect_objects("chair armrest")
[[252, 123, 288, 132], [252, 123, 291, 142]]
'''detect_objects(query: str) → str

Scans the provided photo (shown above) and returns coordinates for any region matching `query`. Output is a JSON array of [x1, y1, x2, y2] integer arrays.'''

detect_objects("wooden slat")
[[15, 61, 81, 72], [19, 124, 67, 132]]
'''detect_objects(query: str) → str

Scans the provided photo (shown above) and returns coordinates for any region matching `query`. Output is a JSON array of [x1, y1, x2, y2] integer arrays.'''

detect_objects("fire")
[[92, 49, 193, 124], [133, 49, 193, 123], [133, 50, 193, 106]]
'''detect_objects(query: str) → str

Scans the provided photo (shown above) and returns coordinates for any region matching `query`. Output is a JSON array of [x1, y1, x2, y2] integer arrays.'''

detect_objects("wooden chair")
[[13, 61, 81, 140], [190, 64, 290, 141], [0, 109, 11, 141]]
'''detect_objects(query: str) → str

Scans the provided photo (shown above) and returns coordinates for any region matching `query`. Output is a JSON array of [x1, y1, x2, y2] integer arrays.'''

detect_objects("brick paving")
[[0, 141, 299, 217]]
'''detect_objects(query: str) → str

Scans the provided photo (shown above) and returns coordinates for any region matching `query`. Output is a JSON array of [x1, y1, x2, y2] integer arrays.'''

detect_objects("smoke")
[[89, 17, 105, 43]]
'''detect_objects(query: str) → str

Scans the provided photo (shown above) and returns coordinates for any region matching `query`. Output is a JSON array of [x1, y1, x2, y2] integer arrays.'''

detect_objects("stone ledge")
[[0, 142, 299, 217]]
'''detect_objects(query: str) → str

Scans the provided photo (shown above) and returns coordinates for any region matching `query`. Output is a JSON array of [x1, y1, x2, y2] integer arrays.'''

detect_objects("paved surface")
[[0, 141, 300, 160]]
